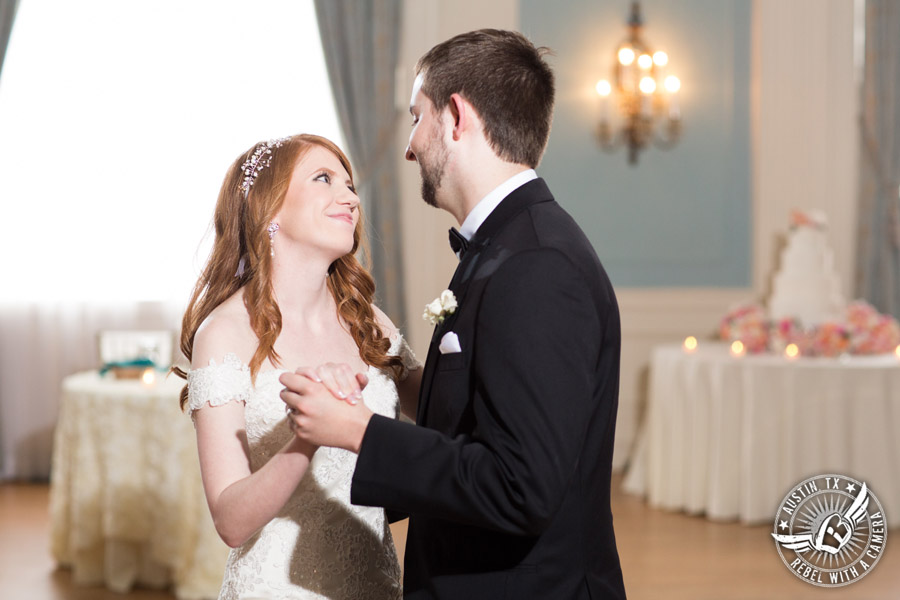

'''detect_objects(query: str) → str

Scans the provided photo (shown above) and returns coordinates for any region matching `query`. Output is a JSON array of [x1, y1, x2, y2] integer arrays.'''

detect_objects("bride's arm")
[[190, 313, 315, 549], [194, 404, 314, 548]]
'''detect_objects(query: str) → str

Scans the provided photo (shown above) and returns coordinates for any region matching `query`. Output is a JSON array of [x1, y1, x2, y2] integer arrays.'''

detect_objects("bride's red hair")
[[174, 134, 403, 409]]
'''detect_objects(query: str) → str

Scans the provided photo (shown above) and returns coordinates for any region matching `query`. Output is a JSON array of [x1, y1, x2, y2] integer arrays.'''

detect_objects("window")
[[0, 0, 343, 302]]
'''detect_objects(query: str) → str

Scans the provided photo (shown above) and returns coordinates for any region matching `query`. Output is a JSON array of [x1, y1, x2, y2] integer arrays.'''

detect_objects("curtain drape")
[[0, 303, 183, 480], [0, 0, 19, 81], [313, 0, 407, 325], [856, 0, 900, 317]]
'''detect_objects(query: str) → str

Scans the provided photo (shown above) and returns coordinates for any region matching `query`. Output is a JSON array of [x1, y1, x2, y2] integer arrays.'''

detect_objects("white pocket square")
[[439, 331, 462, 354]]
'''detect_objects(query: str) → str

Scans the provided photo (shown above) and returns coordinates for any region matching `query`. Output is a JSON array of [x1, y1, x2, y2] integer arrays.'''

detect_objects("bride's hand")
[[293, 363, 369, 405]]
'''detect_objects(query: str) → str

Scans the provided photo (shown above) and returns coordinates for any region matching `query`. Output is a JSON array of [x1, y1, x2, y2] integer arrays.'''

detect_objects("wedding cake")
[[721, 211, 898, 356], [767, 210, 845, 328]]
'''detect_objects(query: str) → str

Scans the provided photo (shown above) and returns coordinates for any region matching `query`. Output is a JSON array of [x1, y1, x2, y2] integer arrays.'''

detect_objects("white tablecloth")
[[49, 371, 229, 599], [624, 343, 900, 524]]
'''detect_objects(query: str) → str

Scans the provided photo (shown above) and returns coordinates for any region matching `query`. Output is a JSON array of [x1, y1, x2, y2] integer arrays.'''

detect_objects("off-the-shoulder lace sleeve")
[[186, 353, 252, 418], [390, 334, 422, 381]]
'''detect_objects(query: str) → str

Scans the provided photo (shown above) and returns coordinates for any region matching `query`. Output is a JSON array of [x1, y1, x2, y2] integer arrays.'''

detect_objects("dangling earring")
[[267, 222, 279, 257]]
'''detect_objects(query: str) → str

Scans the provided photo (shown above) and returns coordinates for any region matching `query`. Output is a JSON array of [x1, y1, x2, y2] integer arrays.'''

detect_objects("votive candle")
[[141, 368, 156, 387], [683, 336, 698, 353]]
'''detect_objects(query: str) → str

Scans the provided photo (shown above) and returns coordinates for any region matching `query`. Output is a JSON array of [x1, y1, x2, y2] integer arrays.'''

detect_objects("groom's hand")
[[279, 371, 373, 453]]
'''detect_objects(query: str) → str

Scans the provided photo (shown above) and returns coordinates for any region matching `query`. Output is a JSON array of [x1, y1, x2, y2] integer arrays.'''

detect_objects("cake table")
[[624, 343, 900, 525]]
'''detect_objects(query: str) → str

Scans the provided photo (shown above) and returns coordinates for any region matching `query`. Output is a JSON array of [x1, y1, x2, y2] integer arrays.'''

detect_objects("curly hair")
[[173, 134, 404, 409]]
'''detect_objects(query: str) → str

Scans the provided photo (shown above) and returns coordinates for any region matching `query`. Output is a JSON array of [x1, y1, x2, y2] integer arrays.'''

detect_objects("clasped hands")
[[279, 363, 373, 454]]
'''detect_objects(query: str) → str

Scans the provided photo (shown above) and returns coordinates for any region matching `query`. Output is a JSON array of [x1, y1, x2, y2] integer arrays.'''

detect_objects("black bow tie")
[[448, 227, 469, 259]]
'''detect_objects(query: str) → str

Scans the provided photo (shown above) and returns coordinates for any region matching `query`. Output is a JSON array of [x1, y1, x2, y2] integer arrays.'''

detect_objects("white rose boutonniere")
[[423, 289, 458, 325]]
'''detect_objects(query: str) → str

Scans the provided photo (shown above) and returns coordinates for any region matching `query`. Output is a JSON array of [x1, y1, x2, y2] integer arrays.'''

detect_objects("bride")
[[173, 134, 421, 599]]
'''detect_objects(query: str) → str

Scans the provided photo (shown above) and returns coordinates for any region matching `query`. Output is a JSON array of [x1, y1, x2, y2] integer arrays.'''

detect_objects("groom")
[[282, 29, 626, 599]]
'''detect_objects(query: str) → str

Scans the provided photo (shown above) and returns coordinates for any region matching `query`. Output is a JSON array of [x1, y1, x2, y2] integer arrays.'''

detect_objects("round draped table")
[[624, 343, 900, 525], [49, 371, 229, 599]]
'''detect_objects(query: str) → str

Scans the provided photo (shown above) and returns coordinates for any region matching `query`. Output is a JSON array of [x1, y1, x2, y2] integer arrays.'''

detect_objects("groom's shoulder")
[[512, 197, 599, 261], [527, 190, 585, 230], [503, 194, 614, 300]]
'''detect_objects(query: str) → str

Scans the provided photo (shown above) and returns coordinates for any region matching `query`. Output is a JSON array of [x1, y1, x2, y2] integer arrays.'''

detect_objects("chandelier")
[[595, 1, 681, 165]]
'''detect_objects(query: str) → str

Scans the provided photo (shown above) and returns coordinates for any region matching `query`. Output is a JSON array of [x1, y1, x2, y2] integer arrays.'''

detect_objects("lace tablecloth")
[[624, 343, 900, 524], [50, 371, 229, 599]]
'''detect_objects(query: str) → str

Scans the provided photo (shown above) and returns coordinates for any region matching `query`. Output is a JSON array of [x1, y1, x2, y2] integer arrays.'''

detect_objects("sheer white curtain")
[[0, 0, 343, 479], [0, 303, 185, 478]]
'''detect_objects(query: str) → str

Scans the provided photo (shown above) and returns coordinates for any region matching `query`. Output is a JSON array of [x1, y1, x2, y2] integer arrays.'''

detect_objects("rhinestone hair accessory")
[[240, 137, 291, 197]]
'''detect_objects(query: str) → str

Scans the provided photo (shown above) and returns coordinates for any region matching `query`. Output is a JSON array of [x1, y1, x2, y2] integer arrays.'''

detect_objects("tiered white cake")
[[768, 210, 845, 328]]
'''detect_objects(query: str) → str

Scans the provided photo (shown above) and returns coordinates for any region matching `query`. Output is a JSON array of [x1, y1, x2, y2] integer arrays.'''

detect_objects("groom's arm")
[[351, 248, 616, 535]]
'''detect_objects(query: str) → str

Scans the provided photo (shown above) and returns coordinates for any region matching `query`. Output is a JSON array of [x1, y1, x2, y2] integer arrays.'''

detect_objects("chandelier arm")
[[651, 119, 682, 150], [652, 133, 679, 150], [595, 124, 626, 153]]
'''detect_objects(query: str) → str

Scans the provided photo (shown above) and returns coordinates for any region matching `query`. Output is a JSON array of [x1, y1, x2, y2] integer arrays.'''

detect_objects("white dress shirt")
[[458, 169, 537, 241]]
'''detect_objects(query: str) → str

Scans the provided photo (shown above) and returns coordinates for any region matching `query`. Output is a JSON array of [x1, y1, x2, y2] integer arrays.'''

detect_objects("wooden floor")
[[2, 475, 897, 599]]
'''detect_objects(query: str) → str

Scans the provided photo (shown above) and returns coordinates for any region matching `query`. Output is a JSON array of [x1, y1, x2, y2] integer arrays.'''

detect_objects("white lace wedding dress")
[[186, 335, 419, 600]]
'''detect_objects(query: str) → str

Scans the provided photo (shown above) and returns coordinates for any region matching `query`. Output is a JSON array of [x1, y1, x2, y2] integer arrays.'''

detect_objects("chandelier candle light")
[[596, 1, 681, 164]]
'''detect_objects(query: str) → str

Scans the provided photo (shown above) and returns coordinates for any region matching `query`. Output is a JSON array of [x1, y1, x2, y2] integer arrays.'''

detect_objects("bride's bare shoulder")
[[370, 304, 399, 339], [192, 290, 256, 369]]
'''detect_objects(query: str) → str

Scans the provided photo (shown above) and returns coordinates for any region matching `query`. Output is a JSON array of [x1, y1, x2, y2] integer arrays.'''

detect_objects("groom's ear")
[[448, 93, 473, 141]]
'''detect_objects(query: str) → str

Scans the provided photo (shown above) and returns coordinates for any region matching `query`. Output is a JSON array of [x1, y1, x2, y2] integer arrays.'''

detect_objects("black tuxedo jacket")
[[352, 178, 626, 599]]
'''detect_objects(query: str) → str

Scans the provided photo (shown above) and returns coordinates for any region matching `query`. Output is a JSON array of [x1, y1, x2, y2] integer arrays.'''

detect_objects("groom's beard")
[[420, 164, 442, 208], [420, 125, 448, 208]]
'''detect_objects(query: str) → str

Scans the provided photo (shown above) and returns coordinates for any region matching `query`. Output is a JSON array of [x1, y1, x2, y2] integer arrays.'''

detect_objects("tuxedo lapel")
[[416, 178, 554, 425], [417, 242, 483, 423], [416, 345, 440, 424]]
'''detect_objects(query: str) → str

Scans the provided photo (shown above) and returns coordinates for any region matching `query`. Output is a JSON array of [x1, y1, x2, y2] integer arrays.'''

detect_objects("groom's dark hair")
[[416, 29, 555, 168]]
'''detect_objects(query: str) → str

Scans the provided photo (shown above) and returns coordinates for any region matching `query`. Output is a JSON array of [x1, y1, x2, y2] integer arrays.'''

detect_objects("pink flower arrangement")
[[869, 316, 900, 352], [789, 209, 826, 230], [849, 306, 900, 354], [846, 300, 880, 332], [720, 303, 769, 353], [718, 298, 899, 357], [769, 317, 813, 355], [810, 321, 851, 357]]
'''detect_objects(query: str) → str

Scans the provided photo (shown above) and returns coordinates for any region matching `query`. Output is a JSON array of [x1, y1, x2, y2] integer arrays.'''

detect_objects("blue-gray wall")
[[521, 0, 752, 287]]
